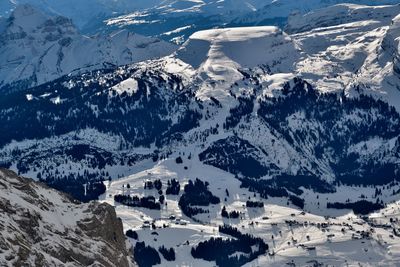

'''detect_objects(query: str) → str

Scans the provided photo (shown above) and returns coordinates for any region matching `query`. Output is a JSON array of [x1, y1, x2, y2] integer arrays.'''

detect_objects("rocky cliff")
[[0, 168, 134, 267]]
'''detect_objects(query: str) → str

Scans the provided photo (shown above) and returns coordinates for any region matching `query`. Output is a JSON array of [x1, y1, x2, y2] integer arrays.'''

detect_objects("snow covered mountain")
[[4, 1, 400, 44], [0, 168, 135, 266], [1, 3, 399, 197], [232, 0, 400, 26], [0, 0, 272, 36], [2, 2, 400, 267], [103, 0, 275, 44], [0, 4, 176, 92], [291, 3, 400, 111], [286, 3, 400, 33], [174, 26, 300, 102], [105, 0, 400, 44], [0, 0, 163, 28]]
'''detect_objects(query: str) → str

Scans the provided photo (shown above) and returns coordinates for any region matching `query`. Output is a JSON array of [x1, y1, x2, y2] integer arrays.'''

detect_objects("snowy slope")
[[290, 3, 400, 111], [4, 0, 400, 45], [0, 168, 135, 266], [232, 0, 400, 26], [175, 26, 300, 103], [286, 3, 400, 33], [102, 0, 400, 45], [0, 0, 268, 33], [0, 4, 177, 91], [100, 157, 400, 267]]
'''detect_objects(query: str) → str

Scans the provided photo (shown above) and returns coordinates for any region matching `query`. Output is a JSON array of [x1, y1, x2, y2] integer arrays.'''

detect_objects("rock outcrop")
[[0, 168, 135, 267]]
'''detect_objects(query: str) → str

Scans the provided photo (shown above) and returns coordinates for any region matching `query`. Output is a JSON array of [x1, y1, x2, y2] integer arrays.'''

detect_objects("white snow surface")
[[101, 156, 400, 267], [286, 3, 400, 111], [158, 4, 400, 111], [174, 26, 300, 103], [111, 78, 139, 96]]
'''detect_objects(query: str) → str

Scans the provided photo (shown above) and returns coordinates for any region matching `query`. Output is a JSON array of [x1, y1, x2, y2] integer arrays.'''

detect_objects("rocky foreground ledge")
[[0, 168, 135, 267]]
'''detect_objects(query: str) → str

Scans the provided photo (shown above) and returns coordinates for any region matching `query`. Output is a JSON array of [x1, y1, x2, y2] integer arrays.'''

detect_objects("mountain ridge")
[[0, 4, 177, 92]]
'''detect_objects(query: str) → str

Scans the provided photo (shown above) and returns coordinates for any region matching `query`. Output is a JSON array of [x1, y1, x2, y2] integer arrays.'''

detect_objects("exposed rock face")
[[0, 168, 134, 267], [382, 14, 400, 75]]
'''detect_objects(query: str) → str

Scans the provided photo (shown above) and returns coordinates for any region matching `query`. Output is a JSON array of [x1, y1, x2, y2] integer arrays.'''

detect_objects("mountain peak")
[[5, 4, 77, 37], [176, 26, 298, 70], [9, 4, 48, 30], [0, 4, 176, 90], [174, 26, 300, 102]]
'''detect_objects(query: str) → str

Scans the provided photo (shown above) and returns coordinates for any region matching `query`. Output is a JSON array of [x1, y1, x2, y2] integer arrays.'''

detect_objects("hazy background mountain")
[[0, 4, 177, 91], [2, 0, 400, 43]]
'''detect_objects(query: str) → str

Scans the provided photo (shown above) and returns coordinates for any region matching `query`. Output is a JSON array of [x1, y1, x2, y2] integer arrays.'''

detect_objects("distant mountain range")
[[2, 0, 400, 43], [0, 4, 176, 91]]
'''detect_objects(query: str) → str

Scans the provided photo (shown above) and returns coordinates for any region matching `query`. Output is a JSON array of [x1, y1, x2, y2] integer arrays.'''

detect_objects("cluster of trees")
[[166, 179, 180, 195], [42, 174, 106, 202], [240, 177, 311, 210], [144, 179, 162, 191], [181, 205, 209, 217], [246, 201, 264, 208], [199, 136, 270, 178], [221, 206, 240, 219], [114, 194, 161, 210], [289, 195, 305, 209], [11, 147, 157, 202], [374, 188, 383, 198], [175, 157, 183, 164], [191, 225, 268, 267], [271, 173, 335, 195], [240, 177, 288, 199], [327, 200, 384, 215], [158, 246, 175, 261], [241, 173, 334, 199], [178, 178, 220, 217], [224, 96, 255, 130], [134, 242, 161, 267], [125, 229, 138, 240]]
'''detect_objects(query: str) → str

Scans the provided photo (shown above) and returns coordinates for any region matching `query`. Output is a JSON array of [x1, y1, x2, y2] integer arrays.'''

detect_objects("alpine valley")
[[1, 1, 400, 267]]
